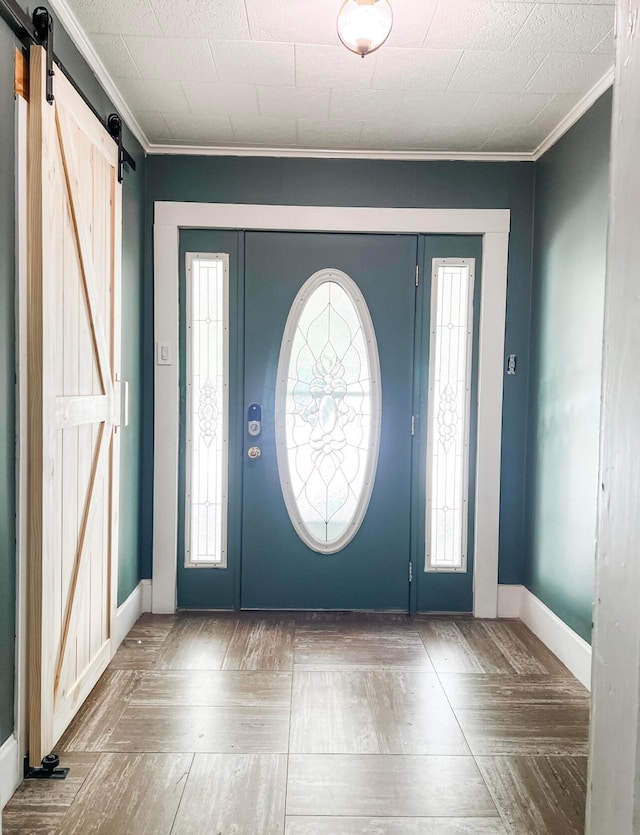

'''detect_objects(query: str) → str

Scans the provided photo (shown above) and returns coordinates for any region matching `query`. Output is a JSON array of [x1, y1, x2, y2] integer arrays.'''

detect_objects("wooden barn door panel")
[[27, 46, 122, 765]]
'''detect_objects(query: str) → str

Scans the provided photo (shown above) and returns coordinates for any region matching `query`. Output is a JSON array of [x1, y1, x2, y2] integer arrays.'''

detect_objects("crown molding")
[[46, 0, 612, 164], [46, 0, 150, 152], [533, 67, 614, 160], [146, 143, 535, 162]]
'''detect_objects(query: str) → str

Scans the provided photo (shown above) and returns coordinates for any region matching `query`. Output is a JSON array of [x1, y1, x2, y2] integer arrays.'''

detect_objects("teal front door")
[[241, 232, 417, 610], [177, 229, 482, 613]]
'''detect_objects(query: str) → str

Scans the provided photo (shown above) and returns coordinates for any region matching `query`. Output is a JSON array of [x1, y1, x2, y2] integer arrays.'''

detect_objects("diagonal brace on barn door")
[[55, 105, 114, 399], [53, 422, 112, 699]]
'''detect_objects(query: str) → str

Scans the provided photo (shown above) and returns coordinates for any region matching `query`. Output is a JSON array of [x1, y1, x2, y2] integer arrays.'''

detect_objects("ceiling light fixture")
[[337, 0, 393, 58]]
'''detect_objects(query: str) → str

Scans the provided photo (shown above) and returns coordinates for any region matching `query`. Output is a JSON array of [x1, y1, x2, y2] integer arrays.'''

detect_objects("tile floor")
[[3, 613, 590, 834]]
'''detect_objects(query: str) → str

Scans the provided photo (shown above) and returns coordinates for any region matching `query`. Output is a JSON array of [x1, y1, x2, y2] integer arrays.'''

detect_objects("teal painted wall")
[[143, 158, 536, 587], [525, 90, 612, 643], [117, 129, 145, 609], [0, 16, 146, 746]]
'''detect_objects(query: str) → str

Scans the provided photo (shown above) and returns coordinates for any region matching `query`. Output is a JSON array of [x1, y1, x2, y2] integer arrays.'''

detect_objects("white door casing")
[[153, 202, 510, 617]]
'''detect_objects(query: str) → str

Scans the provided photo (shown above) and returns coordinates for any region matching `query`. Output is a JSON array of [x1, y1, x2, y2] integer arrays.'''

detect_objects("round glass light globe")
[[337, 0, 393, 58]]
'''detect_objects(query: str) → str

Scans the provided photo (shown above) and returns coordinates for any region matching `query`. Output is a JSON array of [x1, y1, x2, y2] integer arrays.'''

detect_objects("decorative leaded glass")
[[426, 259, 475, 571], [185, 254, 229, 566], [276, 269, 381, 553]]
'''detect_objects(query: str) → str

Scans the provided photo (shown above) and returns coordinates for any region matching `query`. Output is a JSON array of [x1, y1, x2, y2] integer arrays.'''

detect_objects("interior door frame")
[[153, 203, 510, 618]]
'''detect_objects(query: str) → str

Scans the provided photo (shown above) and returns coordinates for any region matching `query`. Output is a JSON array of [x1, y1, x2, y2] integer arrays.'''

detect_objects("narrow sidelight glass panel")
[[185, 253, 229, 567], [425, 259, 475, 572], [276, 269, 381, 553]]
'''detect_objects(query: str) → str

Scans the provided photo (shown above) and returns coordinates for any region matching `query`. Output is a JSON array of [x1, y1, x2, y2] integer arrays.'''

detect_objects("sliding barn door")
[[27, 46, 122, 765]]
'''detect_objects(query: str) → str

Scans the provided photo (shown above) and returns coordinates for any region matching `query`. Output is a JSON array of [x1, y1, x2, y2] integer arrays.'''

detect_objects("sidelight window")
[[425, 259, 475, 572], [185, 253, 229, 567]]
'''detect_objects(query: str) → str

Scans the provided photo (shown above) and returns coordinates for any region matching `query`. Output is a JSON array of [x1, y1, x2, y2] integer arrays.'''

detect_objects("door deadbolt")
[[247, 403, 262, 437], [247, 446, 261, 459]]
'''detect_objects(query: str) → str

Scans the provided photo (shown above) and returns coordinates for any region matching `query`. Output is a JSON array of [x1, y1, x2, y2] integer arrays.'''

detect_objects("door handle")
[[247, 446, 261, 459], [114, 375, 129, 431]]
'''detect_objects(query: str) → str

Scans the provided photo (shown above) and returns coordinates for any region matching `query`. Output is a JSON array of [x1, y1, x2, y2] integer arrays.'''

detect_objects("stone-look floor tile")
[[477, 755, 588, 835], [292, 612, 413, 625], [285, 818, 508, 834], [2, 808, 64, 835], [108, 614, 177, 670], [108, 704, 290, 753], [481, 621, 572, 675], [109, 636, 165, 670], [3, 614, 589, 834], [127, 613, 176, 641], [58, 753, 192, 835], [155, 614, 239, 670], [439, 674, 589, 709], [294, 624, 433, 670], [57, 670, 142, 751], [2, 753, 99, 835], [290, 671, 468, 755], [222, 617, 295, 670], [172, 754, 287, 834], [130, 670, 292, 707], [286, 755, 499, 818], [455, 705, 590, 755], [291, 671, 377, 754], [416, 620, 515, 674]]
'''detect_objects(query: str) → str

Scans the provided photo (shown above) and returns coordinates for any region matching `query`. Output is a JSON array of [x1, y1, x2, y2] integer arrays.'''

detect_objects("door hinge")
[[415, 264, 419, 287], [411, 415, 415, 436], [409, 562, 413, 583]]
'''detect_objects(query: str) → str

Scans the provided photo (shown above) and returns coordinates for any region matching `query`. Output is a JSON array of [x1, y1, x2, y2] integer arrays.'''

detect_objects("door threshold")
[[240, 607, 409, 613]]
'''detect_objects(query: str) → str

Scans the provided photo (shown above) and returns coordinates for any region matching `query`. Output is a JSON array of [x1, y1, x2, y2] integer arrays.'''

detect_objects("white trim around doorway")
[[152, 202, 510, 618]]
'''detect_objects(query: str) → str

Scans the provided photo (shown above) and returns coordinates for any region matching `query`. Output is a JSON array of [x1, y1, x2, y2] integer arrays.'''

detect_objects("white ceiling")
[[66, 0, 615, 155]]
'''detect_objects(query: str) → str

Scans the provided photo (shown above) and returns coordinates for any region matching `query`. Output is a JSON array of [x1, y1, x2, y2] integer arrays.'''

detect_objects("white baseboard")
[[141, 579, 152, 614], [520, 587, 592, 690], [114, 579, 153, 649], [0, 734, 20, 810], [498, 584, 592, 690], [496, 584, 525, 618]]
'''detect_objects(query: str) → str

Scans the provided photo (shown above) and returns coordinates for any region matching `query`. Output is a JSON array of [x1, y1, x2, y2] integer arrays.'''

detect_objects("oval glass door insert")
[[276, 269, 382, 553]]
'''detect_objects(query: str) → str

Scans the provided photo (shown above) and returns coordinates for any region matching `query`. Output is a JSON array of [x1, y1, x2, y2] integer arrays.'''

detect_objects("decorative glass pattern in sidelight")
[[185, 253, 229, 567], [276, 269, 381, 553], [425, 259, 475, 572]]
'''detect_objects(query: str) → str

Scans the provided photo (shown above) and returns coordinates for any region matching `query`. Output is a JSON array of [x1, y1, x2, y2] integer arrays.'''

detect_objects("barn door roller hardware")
[[0, 0, 55, 101], [0, 0, 136, 178], [32, 7, 54, 103], [24, 752, 69, 781], [108, 113, 136, 183]]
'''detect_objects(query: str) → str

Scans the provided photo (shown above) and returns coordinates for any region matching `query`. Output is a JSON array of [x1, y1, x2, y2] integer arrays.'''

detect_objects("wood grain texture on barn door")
[[27, 45, 123, 766]]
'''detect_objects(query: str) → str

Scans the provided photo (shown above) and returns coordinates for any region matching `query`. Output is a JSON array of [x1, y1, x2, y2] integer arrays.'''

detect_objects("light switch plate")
[[157, 342, 173, 366]]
